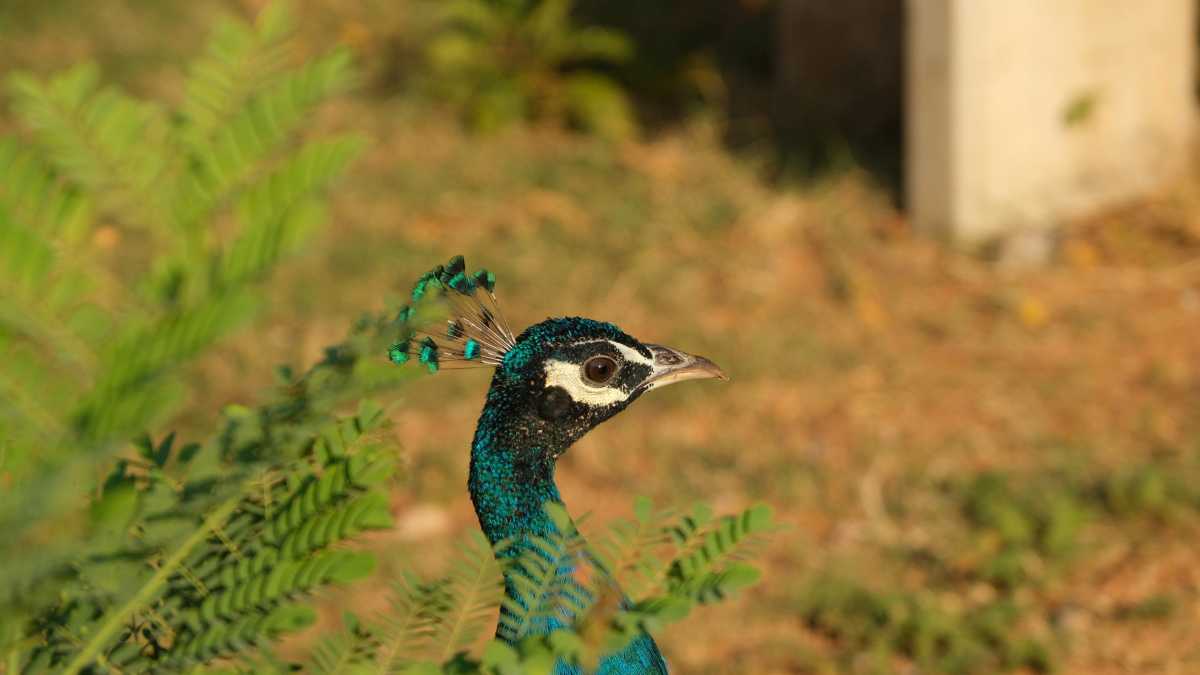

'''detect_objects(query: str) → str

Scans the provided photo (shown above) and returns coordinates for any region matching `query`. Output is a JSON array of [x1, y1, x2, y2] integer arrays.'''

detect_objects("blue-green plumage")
[[469, 319, 669, 674], [393, 258, 727, 674], [418, 336, 440, 373], [388, 339, 410, 365]]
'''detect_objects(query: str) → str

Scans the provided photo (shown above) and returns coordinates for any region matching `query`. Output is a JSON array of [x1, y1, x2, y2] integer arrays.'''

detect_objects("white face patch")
[[541, 340, 652, 407], [543, 359, 627, 407]]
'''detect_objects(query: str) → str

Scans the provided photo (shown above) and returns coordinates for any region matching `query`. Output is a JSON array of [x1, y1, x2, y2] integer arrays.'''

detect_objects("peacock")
[[388, 255, 727, 674]]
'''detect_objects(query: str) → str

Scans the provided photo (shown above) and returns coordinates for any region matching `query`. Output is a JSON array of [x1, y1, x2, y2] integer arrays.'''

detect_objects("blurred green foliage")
[[958, 463, 1197, 591], [24, 395, 405, 673], [572, 0, 773, 119], [423, 0, 636, 139], [961, 473, 1089, 589], [0, 0, 360, 541], [797, 577, 1052, 674], [0, 1, 394, 670]]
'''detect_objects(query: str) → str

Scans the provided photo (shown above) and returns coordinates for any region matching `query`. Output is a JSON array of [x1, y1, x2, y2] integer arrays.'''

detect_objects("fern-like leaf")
[[497, 527, 591, 644], [431, 531, 505, 661], [662, 503, 774, 602], [220, 135, 365, 287], [173, 48, 357, 236], [0, 136, 93, 241], [8, 64, 172, 229], [371, 576, 452, 673], [310, 613, 378, 675], [178, 2, 297, 151], [585, 496, 672, 600]]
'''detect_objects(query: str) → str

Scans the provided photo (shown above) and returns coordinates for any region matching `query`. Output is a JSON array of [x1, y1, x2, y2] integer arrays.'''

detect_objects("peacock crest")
[[388, 255, 516, 372]]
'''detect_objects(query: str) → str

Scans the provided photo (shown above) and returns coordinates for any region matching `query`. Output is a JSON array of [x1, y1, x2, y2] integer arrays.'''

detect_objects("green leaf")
[[564, 74, 635, 141], [432, 531, 505, 661], [480, 639, 520, 669], [88, 478, 140, 540], [327, 552, 378, 584], [8, 64, 172, 229], [178, 2, 296, 148], [425, 0, 636, 140], [633, 495, 653, 523]]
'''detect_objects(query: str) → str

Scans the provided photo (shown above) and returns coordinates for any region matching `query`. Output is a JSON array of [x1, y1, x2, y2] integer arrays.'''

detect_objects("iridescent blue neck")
[[468, 411, 562, 548], [468, 395, 573, 648], [468, 389, 669, 674]]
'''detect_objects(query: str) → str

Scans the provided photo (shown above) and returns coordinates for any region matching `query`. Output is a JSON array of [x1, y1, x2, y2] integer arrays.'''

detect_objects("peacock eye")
[[581, 355, 618, 385]]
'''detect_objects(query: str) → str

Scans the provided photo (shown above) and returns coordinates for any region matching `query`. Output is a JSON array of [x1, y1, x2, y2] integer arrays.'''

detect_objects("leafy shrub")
[[1099, 464, 1174, 517], [796, 576, 1052, 674], [423, 0, 636, 139], [961, 473, 1089, 588], [0, 0, 361, 574], [961, 463, 1199, 590], [299, 499, 774, 673], [0, 0, 379, 668]]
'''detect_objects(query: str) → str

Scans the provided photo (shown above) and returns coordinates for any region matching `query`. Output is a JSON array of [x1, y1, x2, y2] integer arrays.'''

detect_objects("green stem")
[[62, 493, 243, 675]]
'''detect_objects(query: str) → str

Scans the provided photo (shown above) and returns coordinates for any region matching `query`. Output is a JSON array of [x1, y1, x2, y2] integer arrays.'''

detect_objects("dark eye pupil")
[[584, 357, 615, 383]]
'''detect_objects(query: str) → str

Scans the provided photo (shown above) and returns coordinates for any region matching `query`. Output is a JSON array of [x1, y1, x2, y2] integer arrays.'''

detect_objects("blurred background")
[[3, 0, 1200, 673]]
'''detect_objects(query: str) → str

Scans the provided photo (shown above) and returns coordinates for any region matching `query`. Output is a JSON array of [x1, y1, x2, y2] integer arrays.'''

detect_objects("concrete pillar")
[[907, 0, 1197, 244]]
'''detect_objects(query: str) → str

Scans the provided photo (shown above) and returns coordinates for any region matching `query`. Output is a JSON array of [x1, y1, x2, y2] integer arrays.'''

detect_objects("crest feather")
[[388, 255, 515, 372]]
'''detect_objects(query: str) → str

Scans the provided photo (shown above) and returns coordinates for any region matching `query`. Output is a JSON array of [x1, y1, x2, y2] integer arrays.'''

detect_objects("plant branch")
[[61, 491, 244, 675]]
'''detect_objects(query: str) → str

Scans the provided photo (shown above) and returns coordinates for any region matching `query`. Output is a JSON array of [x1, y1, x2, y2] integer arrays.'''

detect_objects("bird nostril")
[[651, 347, 684, 366]]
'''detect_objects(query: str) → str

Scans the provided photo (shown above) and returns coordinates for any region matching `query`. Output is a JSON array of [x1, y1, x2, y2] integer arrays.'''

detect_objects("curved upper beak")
[[641, 344, 728, 391]]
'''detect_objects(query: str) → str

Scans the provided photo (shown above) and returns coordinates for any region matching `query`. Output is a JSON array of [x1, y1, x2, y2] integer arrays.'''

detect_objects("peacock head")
[[388, 256, 726, 450], [493, 316, 724, 446]]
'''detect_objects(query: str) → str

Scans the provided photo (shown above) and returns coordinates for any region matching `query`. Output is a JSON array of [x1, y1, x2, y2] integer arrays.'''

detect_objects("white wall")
[[907, 0, 1197, 244]]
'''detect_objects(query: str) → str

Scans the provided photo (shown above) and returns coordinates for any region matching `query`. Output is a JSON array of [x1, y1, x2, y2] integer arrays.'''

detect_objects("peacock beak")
[[641, 344, 728, 391]]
